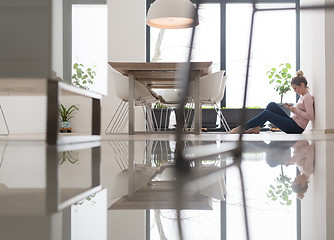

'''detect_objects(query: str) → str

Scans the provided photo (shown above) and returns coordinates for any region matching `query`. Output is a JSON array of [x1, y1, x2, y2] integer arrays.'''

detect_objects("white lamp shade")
[[147, 0, 199, 29]]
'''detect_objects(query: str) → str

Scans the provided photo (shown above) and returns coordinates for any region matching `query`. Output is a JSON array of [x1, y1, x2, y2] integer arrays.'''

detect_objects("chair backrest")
[[190, 70, 224, 101], [212, 74, 227, 104], [153, 89, 182, 102], [112, 74, 155, 101]]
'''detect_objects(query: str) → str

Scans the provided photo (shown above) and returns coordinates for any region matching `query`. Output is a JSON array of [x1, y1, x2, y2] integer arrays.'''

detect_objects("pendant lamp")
[[146, 0, 199, 29]]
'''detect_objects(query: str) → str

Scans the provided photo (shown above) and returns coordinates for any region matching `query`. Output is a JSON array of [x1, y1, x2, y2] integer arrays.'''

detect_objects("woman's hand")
[[285, 103, 296, 113]]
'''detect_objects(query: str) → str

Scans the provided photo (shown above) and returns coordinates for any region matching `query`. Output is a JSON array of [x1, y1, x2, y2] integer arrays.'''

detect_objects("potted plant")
[[266, 62, 292, 104], [72, 62, 97, 90], [59, 104, 79, 133], [266, 63, 293, 130], [266, 63, 293, 116]]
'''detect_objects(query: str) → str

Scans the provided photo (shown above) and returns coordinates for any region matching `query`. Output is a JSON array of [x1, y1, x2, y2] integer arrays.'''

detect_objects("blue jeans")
[[246, 102, 304, 134]]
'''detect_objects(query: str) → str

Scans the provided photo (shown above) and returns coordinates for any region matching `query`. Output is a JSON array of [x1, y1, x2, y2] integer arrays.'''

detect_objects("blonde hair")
[[291, 70, 308, 87]]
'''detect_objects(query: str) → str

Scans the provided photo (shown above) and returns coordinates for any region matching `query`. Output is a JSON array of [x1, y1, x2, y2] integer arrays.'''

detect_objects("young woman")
[[230, 70, 314, 134], [289, 141, 315, 200]]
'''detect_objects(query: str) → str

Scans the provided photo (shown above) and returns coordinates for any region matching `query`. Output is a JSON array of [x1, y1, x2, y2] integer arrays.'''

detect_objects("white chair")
[[152, 89, 194, 130], [187, 70, 230, 132], [105, 75, 160, 133], [152, 89, 178, 130]]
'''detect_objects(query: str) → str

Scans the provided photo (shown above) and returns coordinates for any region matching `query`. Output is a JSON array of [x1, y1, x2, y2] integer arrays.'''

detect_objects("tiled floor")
[[0, 132, 333, 239]]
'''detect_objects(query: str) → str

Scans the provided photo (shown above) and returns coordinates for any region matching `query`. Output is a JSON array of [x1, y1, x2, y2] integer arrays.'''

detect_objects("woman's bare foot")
[[229, 126, 242, 134], [244, 126, 261, 134]]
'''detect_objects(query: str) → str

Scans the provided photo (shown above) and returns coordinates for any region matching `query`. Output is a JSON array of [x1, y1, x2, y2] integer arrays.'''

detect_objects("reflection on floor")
[[0, 132, 334, 239]]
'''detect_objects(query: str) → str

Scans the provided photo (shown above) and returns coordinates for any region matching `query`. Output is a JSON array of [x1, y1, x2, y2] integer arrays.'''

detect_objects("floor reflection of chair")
[[108, 140, 227, 210], [108, 140, 162, 201], [0, 142, 8, 169], [105, 75, 160, 134], [0, 105, 9, 135]]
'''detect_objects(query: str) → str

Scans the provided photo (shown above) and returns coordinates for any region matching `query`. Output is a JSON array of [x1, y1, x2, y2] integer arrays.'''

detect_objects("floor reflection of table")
[[108, 62, 213, 135]]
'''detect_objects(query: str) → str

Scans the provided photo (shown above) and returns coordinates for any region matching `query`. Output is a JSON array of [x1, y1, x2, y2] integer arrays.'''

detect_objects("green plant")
[[266, 63, 292, 103], [153, 103, 168, 109], [266, 165, 293, 206], [72, 62, 96, 89], [59, 104, 79, 122]]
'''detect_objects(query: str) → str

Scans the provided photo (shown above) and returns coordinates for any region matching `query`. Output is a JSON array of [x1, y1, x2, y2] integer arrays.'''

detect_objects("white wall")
[[301, 141, 334, 239], [325, 2, 334, 131], [52, 0, 63, 78], [300, 0, 326, 132], [301, 141, 326, 240], [101, 140, 148, 240], [300, 1, 334, 237], [69, 0, 148, 133], [105, 0, 147, 238], [300, 0, 334, 133], [101, 0, 148, 133], [0, 95, 47, 134]]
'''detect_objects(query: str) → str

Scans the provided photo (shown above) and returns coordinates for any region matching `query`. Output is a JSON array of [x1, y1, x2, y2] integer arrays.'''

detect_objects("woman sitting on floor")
[[230, 70, 314, 134]]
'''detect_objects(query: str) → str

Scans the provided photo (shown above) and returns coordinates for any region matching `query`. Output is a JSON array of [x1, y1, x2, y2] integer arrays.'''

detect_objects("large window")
[[226, 4, 296, 108], [63, 0, 107, 95], [147, 1, 299, 108], [72, 4, 108, 95]]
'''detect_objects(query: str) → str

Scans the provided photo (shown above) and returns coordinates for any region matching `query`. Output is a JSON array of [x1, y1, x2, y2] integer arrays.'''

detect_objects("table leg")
[[129, 74, 135, 135], [46, 146, 59, 212], [194, 71, 201, 135], [92, 98, 101, 135], [47, 79, 60, 145]]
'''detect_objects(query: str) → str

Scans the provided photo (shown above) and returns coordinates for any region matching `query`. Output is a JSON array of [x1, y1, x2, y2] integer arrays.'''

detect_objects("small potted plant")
[[72, 62, 96, 90], [266, 63, 293, 127], [59, 104, 79, 133], [266, 62, 292, 104], [151, 103, 172, 130]]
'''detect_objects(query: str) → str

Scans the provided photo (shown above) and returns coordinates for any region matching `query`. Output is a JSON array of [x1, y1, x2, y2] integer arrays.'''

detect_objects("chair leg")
[[105, 100, 129, 134], [164, 108, 169, 131], [105, 100, 121, 133], [144, 104, 155, 132], [151, 108, 159, 131], [213, 103, 230, 132], [114, 101, 129, 133], [158, 108, 163, 131], [184, 101, 194, 130], [118, 104, 129, 133]]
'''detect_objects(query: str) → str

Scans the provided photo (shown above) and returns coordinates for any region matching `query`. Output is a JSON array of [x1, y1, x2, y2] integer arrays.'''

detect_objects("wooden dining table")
[[108, 62, 213, 135]]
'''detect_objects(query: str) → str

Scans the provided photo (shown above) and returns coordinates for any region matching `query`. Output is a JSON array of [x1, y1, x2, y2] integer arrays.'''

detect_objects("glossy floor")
[[0, 132, 333, 240]]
